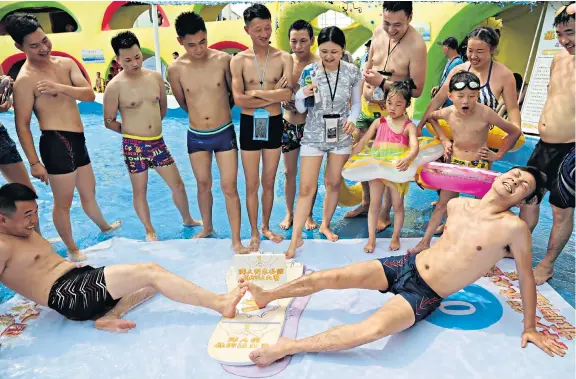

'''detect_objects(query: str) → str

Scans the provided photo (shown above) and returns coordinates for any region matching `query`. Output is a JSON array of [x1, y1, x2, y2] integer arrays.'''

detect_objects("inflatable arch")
[[101, 1, 169, 31]]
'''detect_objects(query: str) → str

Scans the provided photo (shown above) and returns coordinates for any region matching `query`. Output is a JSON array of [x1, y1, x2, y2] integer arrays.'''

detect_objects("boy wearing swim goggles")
[[408, 70, 521, 255]]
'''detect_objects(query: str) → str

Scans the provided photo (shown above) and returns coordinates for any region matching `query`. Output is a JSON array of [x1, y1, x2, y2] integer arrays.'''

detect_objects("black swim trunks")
[[48, 266, 120, 321], [39, 130, 91, 175], [377, 254, 443, 323], [0, 124, 23, 165], [555, 147, 575, 209], [526, 140, 575, 209], [239, 114, 283, 151], [282, 119, 304, 154]]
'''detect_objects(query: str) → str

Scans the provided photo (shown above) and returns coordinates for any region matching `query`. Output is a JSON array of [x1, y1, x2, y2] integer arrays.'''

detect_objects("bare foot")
[[232, 241, 251, 255], [344, 203, 369, 218], [284, 238, 304, 259], [220, 285, 247, 318], [68, 250, 87, 262], [279, 214, 293, 230], [249, 337, 294, 367], [261, 228, 284, 243], [388, 236, 401, 251], [364, 240, 376, 253], [305, 216, 318, 230], [183, 218, 203, 227], [434, 224, 445, 235], [376, 218, 392, 233], [319, 224, 338, 242], [407, 240, 429, 255], [192, 228, 214, 239], [94, 318, 136, 333], [240, 280, 271, 308], [249, 236, 261, 252], [534, 260, 554, 285], [102, 221, 121, 233], [146, 232, 159, 242]]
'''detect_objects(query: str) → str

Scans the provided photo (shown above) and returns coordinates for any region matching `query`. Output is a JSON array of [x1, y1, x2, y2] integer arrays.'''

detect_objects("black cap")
[[437, 36, 458, 50]]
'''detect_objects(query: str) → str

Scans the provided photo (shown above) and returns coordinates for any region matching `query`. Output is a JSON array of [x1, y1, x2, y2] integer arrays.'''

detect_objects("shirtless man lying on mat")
[[241, 167, 567, 366], [0, 183, 245, 333]]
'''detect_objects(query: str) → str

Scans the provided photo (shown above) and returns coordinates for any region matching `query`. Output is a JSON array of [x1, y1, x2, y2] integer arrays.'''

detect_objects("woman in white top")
[[285, 26, 362, 258]]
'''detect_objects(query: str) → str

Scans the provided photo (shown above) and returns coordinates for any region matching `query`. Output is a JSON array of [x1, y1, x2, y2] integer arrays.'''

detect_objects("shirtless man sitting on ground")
[[104, 31, 200, 242], [167, 12, 248, 253], [520, 4, 575, 285], [7, 14, 119, 262], [0, 183, 245, 333], [230, 4, 293, 251], [241, 167, 566, 366]]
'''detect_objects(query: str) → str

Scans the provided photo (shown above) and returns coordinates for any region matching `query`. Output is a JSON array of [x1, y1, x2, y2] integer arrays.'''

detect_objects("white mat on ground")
[[0, 237, 573, 379]]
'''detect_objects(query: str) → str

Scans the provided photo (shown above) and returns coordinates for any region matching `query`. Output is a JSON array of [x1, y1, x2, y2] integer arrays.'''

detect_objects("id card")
[[253, 108, 270, 141], [323, 114, 340, 143]]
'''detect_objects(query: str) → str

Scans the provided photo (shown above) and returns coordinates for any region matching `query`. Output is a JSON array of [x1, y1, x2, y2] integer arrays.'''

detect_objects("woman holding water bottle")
[[284, 26, 362, 259]]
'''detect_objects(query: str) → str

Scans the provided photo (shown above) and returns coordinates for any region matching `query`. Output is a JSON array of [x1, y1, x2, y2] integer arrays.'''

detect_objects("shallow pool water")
[[0, 109, 573, 306]]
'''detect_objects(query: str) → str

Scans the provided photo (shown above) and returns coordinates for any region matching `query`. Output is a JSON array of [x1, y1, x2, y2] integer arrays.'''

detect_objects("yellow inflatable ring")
[[338, 181, 363, 207], [426, 119, 525, 152]]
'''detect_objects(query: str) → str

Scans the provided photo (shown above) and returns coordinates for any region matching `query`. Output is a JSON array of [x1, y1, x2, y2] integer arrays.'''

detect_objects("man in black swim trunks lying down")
[[0, 183, 246, 333], [241, 167, 567, 366]]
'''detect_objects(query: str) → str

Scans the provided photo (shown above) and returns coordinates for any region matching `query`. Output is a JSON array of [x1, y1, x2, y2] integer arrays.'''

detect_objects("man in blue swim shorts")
[[242, 167, 567, 365], [0, 183, 246, 333], [167, 12, 249, 253]]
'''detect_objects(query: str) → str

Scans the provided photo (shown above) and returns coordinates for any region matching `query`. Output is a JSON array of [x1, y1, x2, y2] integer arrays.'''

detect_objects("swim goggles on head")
[[451, 80, 480, 91]]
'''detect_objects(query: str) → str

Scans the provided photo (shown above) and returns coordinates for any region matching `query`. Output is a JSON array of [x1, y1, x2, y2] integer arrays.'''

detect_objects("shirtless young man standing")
[[279, 20, 317, 232], [242, 167, 566, 366], [167, 12, 247, 253], [0, 183, 246, 333], [520, 4, 575, 285], [103, 31, 200, 242], [7, 14, 119, 262], [345, 1, 427, 231], [230, 4, 293, 251]]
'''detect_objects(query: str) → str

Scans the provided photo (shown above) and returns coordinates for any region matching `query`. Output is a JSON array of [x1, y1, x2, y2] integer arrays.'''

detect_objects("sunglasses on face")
[[451, 80, 480, 91]]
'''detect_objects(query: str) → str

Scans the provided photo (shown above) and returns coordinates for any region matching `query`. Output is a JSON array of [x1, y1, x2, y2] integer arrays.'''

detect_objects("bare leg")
[[534, 205, 574, 285], [377, 187, 393, 232], [520, 203, 540, 232], [284, 156, 323, 258], [215, 149, 249, 254], [155, 164, 201, 228], [408, 189, 458, 255], [0, 162, 41, 233], [188, 151, 215, 237], [304, 188, 319, 231], [241, 260, 389, 308], [319, 153, 349, 242], [365, 180, 385, 253], [241, 150, 262, 251], [344, 128, 369, 218], [94, 287, 157, 333], [280, 147, 299, 230], [76, 164, 121, 232], [49, 172, 86, 261], [104, 263, 246, 318], [249, 295, 415, 367], [261, 148, 283, 243], [128, 170, 157, 241], [388, 187, 405, 251]]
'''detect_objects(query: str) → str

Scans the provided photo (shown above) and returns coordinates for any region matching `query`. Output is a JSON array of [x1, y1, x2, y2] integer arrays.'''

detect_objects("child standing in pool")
[[350, 80, 419, 253], [408, 71, 521, 255]]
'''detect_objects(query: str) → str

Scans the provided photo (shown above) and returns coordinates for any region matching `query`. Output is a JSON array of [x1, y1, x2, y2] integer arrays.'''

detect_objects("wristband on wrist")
[[30, 161, 40, 166]]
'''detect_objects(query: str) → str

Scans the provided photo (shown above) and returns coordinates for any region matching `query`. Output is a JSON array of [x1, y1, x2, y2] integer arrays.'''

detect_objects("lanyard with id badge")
[[323, 61, 340, 144], [253, 47, 270, 141]]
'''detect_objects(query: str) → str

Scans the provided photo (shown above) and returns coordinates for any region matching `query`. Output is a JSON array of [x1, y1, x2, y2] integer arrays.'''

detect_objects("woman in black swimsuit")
[[418, 26, 521, 132]]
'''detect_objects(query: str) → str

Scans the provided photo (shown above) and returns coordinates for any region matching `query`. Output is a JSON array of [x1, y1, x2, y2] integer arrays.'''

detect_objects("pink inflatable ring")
[[419, 162, 501, 198]]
